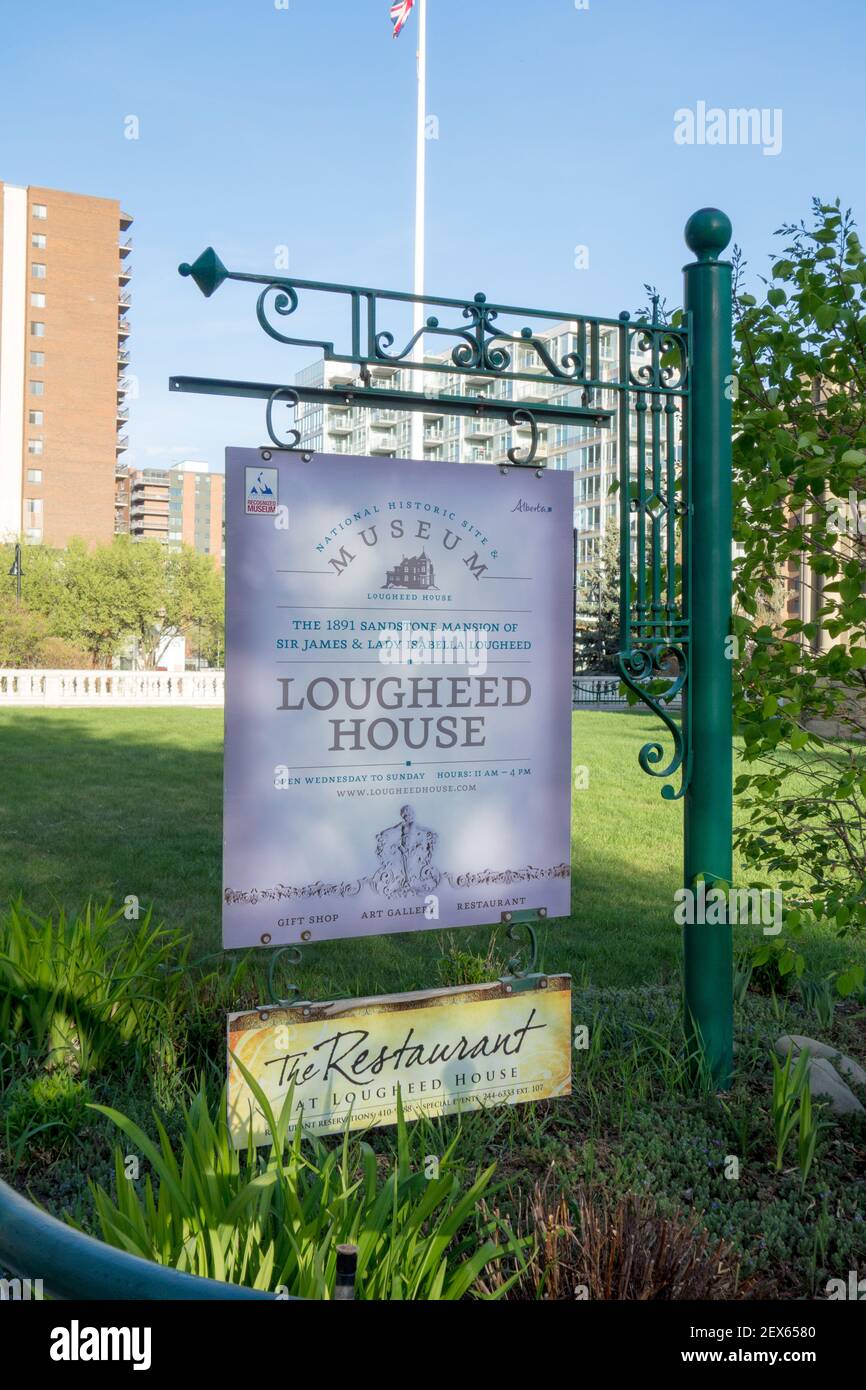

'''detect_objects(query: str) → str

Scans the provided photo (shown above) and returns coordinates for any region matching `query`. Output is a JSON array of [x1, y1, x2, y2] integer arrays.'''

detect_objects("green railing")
[[0, 1175, 294, 1300]]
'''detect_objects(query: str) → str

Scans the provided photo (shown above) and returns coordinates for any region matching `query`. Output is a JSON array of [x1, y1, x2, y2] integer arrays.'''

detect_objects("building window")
[[30, 381, 44, 395], [30, 322, 45, 337], [32, 263, 46, 279], [27, 468, 43, 483], [32, 204, 47, 220], [28, 410, 43, 425], [25, 528, 43, 542], [25, 498, 43, 515], [31, 233, 46, 249], [28, 440, 43, 456], [31, 293, 46, 308], [30, 351, 44, 367]]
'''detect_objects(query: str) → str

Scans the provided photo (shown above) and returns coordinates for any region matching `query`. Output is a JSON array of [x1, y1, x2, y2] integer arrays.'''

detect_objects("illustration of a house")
[[383, 550, 436, 590]]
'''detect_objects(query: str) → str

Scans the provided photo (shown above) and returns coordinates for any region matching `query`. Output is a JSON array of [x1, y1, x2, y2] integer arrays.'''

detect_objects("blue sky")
[[1, 0, 864, 473]]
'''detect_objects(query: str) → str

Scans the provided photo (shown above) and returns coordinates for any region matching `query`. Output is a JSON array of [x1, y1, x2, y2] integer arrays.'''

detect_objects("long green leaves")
[[0, 900, 183, 1075], [82, 1079, 522, 1300], [770, 1044, 827, 1185]]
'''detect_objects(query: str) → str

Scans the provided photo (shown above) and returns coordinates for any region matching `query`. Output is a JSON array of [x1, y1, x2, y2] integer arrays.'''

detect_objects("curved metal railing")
[[0, 1176, 291, 1300]]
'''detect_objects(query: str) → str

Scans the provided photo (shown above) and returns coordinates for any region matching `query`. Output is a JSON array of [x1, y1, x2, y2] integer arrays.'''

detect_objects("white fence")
[[0, 669, 225, 707]]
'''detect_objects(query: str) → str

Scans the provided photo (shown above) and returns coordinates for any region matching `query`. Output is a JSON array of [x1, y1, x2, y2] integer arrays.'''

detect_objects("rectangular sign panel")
[[223, 449, 573, 948], [227, 975, 572, 1145]]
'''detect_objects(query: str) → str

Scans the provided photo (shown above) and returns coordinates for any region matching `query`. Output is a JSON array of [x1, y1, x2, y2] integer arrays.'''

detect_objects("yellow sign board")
[[227, 975, 571, 1146]]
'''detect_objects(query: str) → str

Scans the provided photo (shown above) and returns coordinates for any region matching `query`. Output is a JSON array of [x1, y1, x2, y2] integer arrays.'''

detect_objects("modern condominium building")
[[126, 459, 225, 568], [0, 182, 132, 547], [291, 322, 622, 589]]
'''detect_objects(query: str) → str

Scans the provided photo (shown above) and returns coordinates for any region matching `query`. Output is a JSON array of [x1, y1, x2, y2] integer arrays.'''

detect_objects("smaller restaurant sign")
[[227, 975, 571, 1146]]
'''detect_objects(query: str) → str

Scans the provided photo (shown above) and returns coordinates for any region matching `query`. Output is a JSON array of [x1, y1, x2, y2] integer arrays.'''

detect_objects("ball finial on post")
[[684, 208, 732, 263]]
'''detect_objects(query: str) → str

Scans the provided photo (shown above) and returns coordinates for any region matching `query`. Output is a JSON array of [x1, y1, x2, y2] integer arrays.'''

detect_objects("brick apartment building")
[[0, 182, 131, 547], [124, 459, 225, 568]]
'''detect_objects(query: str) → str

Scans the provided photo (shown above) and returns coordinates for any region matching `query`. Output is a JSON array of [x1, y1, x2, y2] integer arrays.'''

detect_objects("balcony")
[[326, 367, 355, 388], [116, 435, 129, 453], [119, 289, 132, 309], [513, 379, 549, 404], [118, 348, 130, 366], [369, 436, 396, 455], [328, 418, 353, 435], [119, 211, 133, 230], [117, 406, 129, 426], [119, 263, 131, 285], [464, 419, 494, 440], [117, 376, 131, 395], [118, 320, 131, 339], [119, 238, 133, 258]]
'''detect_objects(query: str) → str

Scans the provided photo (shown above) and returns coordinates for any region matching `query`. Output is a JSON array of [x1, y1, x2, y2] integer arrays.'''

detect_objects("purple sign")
[[223, 448, 573, 948]]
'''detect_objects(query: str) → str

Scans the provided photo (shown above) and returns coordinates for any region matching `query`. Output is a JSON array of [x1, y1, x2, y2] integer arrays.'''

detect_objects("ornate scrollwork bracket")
[[265, 387, 304, 450], [264, 944, 306, 1008], [506, 409, 542, 467], [617, 645, 691, 801], [499, 910, 545, 980]]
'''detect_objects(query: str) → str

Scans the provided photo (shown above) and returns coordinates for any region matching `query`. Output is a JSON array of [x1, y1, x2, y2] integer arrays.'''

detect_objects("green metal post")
[[682, 208, 734, 1088]]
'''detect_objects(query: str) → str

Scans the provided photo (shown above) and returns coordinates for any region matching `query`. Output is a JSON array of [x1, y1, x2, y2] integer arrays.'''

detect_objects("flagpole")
[[410, 0, 426, 461]]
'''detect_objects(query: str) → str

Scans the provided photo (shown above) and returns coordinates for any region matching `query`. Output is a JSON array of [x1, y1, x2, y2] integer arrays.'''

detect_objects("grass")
[[1, 707, 864, 1299], [0, 706, 857, 994]]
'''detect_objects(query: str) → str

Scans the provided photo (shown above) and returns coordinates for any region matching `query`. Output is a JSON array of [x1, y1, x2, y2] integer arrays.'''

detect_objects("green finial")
[[684, 208, 732, 263], [178, 247, 228, 298]]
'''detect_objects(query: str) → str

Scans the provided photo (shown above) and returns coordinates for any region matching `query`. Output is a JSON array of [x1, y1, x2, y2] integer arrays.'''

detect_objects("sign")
[[227, 975, 572, 1145], [223, 448, 573, 948]]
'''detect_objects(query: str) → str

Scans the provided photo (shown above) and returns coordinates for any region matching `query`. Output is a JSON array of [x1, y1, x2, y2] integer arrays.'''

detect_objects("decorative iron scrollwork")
[[504, 921, 540, 979], [266, 945, 304, 1007], [507, 409, 541, 466], [628, 325, 689, 393], [257, 283, 334, 357], [265, 387, 302, 449], [617, 644, 690, 800], [374, 293, 586, 384]]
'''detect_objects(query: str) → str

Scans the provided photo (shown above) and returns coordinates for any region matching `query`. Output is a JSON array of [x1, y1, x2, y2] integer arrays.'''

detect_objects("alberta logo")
[[511, 498, 552, 513], [245, 466, 278, 515]]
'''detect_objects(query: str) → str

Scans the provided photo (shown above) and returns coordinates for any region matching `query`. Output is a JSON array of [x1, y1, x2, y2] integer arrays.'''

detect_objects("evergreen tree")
[[574, 523, 621, 673]]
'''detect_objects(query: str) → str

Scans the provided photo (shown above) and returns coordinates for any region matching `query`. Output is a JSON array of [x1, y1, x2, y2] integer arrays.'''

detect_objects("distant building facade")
[[126, 459, 225, 567], [0, 181, 132, 546]]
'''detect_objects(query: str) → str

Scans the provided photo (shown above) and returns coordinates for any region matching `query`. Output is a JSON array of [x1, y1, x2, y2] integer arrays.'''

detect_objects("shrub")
[[0, 595, 88, 668], [481, 1171, 749, 1300]]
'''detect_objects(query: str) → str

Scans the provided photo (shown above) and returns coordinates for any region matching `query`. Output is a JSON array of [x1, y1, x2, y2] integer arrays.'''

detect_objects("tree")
[[0, 595, 87, 668], [574, 524, 621, 672], [732, 197, 866, 995], [0, 537, 225, 669], [160, 547, 224, 669]]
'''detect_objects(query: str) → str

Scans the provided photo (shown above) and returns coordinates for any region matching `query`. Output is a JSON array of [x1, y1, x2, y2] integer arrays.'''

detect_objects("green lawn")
[[2, 706, 865, 1299], [0, 706, 855, 994]]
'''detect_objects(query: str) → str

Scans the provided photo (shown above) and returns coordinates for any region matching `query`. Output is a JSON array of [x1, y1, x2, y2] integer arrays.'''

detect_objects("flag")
[[390, 0, 415, 38]]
